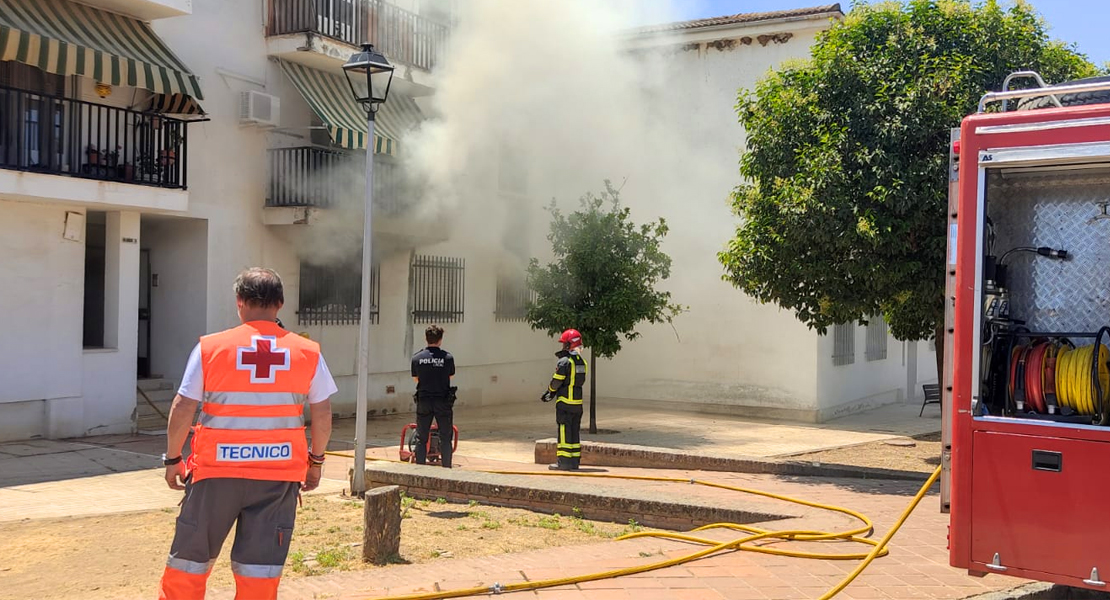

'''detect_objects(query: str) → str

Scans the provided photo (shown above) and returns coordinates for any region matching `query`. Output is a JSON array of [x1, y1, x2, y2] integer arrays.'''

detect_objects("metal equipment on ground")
[[398, 423, 459, 464]]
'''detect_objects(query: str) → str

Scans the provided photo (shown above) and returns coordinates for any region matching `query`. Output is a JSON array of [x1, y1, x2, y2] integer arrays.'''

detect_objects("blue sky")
[[666, 0, 1108, 67]]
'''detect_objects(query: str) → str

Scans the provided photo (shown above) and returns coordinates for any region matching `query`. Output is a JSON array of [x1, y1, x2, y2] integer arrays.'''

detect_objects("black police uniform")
[[545, 351, 588, 470], [411, 346, 456, 467]]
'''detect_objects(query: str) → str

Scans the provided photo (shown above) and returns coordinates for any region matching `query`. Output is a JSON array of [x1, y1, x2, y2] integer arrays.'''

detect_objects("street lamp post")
[[343, 43, 394, 496]]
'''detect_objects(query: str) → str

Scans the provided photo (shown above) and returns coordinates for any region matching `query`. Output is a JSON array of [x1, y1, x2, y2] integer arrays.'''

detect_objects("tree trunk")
[[362, 485, 401, 565], [588, 348, 597, 434], [935, 322, 945, 388]]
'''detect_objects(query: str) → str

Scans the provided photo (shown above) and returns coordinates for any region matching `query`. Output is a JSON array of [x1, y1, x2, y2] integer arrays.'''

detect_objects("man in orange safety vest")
[[158, 268, 337, 600]]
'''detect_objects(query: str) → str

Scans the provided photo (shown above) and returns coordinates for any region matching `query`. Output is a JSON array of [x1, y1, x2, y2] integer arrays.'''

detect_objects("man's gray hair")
[[234, 268, 284, 308]]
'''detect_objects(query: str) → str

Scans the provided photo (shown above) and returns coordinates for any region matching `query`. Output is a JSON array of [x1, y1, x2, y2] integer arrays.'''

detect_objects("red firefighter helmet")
[[559, 329, 583, 349]]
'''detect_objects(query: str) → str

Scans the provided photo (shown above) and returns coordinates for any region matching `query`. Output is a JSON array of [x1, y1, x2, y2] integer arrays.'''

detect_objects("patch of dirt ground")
[[0, 493, 653, 600], [790, 432, 942, 473]]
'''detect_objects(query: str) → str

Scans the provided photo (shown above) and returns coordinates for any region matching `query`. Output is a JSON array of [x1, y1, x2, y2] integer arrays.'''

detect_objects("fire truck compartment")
[[976, 162, 1110, 426], [970, 430, 1110, 580]]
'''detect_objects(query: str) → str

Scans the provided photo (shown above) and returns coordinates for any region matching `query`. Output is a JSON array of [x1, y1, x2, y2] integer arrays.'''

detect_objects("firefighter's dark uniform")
[[411, 346, 456, 467], [548, 351, 588, 470]]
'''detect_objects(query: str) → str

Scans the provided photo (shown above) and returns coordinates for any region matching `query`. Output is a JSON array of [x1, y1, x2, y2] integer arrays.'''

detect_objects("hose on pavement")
[[324, 450, 942, 600]]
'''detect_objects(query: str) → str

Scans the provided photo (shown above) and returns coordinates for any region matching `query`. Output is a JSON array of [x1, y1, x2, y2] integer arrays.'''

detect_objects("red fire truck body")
[[948, 75, 1110, 590]]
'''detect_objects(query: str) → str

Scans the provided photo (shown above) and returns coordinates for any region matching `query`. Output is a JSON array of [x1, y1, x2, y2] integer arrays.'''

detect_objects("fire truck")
[[946, 72, 1110, 590]]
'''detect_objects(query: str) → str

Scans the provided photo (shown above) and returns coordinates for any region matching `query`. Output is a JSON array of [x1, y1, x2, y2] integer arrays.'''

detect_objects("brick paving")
[[199, 463, 1019, 600], [0, 403, 1024, 600]]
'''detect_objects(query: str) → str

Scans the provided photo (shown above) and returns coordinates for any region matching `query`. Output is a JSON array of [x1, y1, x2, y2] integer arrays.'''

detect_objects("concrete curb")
[[963, 583, 1110, 599], [534, 439, 929, 481], [362, 461, 796, 531]]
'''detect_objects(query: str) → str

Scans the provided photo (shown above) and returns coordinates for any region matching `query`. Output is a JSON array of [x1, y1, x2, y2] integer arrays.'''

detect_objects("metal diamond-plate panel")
[[989, 171, 1110, 336]]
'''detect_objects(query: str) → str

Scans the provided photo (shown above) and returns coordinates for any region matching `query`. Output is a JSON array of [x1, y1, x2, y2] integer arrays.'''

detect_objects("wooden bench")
[[920, 383, 942, 416]]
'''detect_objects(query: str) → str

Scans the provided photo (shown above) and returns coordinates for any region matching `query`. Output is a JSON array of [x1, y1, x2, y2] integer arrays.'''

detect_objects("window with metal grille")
[[865, 315, 888, 361], [411, 254, 465, 323], [832, 322, 855, 366], [495, 272, 536, 322], [297, 258, 379, 326]]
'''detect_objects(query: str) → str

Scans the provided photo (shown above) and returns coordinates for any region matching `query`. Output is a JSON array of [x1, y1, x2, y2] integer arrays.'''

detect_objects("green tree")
[[718, 0, 1098, 376], [528, 181, 683, 433]]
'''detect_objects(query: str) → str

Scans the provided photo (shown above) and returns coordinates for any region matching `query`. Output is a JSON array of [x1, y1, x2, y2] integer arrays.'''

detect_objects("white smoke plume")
[[294, 0, 745, 289]]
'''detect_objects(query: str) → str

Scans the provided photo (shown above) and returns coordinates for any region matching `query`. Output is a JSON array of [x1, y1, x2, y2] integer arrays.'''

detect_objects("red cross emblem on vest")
[[236, 336, 291, 384]]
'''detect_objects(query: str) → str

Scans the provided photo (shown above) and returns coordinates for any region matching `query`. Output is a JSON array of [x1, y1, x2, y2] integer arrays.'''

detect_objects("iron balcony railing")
[[267, 145, 407, 214], [267, 0, 448, 71], [0, 85, 189, 189]]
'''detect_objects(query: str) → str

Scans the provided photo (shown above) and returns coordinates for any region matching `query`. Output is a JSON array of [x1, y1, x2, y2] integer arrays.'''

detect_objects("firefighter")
[[158, 268, 337, 600], [541, 329, 588, 471], [411, 325, 456, 468]]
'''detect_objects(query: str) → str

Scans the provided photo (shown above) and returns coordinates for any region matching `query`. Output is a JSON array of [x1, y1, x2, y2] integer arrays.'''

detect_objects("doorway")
[[138, 248, 152, 378]]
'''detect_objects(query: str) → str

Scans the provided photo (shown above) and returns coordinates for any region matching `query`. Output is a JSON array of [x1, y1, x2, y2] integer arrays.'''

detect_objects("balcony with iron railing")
[[264, 145, 448, 246], [0, 85, 190, 191], [267, 0, 448, 72], [266, 145, 409, 213]]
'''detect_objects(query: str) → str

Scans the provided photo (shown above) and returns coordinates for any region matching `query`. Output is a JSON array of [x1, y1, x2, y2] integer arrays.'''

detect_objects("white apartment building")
[[0, 0, 935, 442]]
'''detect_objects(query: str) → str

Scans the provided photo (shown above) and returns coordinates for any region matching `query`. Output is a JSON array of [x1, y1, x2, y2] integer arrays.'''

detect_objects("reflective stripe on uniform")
[[231, 561, 284, 578], [196, 415, 305, 430], [202, 403, 304, 418], [204, 391, 302, 406], [556, 397, 583, 405], [551, 373, 566, 380], [166, 556, 215, 574]]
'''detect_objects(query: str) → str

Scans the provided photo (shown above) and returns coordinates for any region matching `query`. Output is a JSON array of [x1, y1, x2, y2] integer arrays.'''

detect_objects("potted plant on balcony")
[[159, 128, 181, 168], [85, 144, 100, 165]]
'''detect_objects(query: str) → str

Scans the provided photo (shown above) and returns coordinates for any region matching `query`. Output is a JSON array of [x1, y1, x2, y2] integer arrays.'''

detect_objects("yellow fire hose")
[[325, 450, 942, 600]]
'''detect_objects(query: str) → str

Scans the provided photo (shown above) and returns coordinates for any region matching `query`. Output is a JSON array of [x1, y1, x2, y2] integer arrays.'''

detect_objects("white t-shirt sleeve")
[[308, 355, 339, 404], [177, 343, 204, 401]]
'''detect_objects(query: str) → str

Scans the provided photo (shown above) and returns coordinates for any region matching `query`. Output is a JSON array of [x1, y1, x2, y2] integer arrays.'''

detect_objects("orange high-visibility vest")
[[187, 321, 320, 483]]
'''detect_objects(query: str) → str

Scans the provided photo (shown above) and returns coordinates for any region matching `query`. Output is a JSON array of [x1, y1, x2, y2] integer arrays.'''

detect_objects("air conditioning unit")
[[239, 91, 280, 128]]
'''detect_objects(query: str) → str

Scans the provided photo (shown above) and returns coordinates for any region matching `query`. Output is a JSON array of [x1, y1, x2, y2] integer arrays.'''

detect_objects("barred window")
[[865, 315, 888, 361], [495, 273, 536, 322], [297, 258, 379, 326], [411, 255, 465, 323], [832, 322, 855, 366], [861, 312, 888, 359]]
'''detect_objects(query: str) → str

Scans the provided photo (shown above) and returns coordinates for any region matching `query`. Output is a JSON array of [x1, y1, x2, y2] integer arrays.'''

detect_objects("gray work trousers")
[[166, 477, 300, 580]]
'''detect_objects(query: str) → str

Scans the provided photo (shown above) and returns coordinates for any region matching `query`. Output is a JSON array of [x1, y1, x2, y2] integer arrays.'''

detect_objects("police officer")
[[411, 325, 456, 468], [541, 329, 588, 471]]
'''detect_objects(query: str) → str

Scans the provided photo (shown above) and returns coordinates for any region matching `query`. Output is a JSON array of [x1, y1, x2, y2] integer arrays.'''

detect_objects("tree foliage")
[[527, 181, 683, 358], [718, 0, 1098, 342]]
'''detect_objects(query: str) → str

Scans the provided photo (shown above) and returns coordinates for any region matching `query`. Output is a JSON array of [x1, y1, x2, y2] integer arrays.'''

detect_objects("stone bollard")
[[362, 485, 401, 564]]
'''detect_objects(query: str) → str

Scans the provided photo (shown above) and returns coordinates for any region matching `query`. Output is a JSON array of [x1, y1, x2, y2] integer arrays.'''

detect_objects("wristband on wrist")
[[162, 453, 182, 466], [308, 452, 326, 466]]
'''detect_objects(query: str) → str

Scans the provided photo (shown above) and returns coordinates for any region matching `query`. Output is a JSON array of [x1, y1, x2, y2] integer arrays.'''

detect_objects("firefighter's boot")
[[548, 456, 574, 471]]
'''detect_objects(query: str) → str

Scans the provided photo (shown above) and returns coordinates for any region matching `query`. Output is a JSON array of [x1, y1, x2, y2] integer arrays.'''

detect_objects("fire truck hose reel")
[[1009, 338, 1109, 418]]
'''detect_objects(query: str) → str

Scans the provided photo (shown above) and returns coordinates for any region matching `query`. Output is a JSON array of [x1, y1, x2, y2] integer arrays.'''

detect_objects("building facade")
[[0, 0, 935, 442]]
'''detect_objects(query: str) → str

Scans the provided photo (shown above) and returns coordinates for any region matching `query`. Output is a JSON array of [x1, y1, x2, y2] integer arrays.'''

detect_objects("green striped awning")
[[0, 0, 203, 99], [279, 60, 424, 155], [143, 92, 205, 117]]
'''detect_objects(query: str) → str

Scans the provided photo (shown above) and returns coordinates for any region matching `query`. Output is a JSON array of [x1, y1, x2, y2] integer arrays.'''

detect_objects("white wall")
[[0, 200, 84, 441], [0, 202, 139, 440], [815, 324, 905, 422], [81, 211, 141, 436], [600, 24, 830, 418]]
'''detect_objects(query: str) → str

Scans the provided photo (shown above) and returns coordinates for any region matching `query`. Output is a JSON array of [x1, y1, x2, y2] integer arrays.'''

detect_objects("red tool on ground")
[[398, 423, 459, 464]]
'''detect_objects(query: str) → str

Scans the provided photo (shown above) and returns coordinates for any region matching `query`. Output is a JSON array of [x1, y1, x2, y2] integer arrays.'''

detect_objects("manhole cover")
[[883, 438, 917, 448]]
